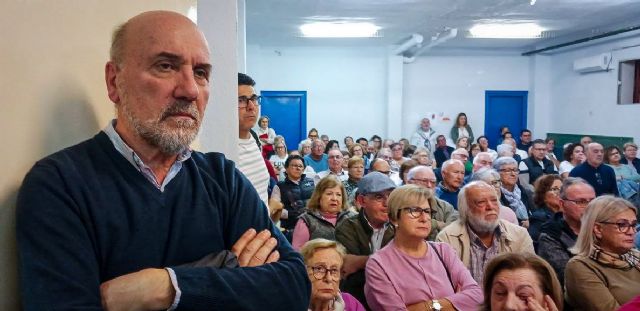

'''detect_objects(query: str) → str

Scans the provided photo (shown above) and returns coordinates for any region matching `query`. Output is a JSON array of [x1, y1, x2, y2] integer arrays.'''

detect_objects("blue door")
[[260, 91, 307, 152], [484, 91, 528, 149]]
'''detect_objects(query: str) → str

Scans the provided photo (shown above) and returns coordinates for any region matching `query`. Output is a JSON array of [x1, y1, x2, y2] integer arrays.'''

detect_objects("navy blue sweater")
[[16, 132, 310, 310], [569, 162, 619, 197]]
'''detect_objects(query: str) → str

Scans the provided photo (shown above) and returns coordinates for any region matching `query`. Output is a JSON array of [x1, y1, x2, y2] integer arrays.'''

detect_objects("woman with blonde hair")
[[301, 239, 365, 311], [565, 196, 640, 310], [364, 185, 482, 311], [292, 175, 355, 250]]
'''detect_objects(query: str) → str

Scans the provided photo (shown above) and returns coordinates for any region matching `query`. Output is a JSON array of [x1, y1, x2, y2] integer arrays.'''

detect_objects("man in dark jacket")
[[336, 172, 396, 310], [434, 135, 454, 168], [519, 139, 558, 185]]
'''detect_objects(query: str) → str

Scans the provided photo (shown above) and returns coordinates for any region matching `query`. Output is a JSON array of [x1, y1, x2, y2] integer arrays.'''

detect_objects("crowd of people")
[[255, 105, 640, 310], [16, 10, 640, 311]]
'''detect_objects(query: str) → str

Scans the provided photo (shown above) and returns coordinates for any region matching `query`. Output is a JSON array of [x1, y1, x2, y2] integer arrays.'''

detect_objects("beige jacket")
[[435, 219, 534, 268]]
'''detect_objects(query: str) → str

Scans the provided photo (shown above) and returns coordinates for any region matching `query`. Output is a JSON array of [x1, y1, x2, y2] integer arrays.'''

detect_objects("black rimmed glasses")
[[410, 178, 437, 187], [400, 207, 433, 219], [308, 265, 340, 281], [598, 220, 638, 233], [238, 95, 261, 109], [498, 168, 519, 174], [367, 192, 391, 202]]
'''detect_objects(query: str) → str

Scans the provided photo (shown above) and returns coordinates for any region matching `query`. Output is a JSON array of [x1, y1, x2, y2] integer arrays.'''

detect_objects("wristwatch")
[[431, 299, 442, 311]]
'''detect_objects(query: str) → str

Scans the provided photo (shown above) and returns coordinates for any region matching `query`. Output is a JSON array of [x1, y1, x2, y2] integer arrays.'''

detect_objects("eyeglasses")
[[328, 155, 343, 160], [562, 197, 594, 206], [489, 180, 502, 187], [498, 168, 519, 174], [308, 265, 340, 281], [238, 95, 261, 108], [366, 192, 390, 202], [288, 164, 304, 169], [400, 207, 434, 219], [598, 220, 638, 233], [548, 187, 561, 193]]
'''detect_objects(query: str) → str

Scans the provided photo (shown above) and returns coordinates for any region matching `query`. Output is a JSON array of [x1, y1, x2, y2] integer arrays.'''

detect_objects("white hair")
[[442, 159, 464, 172]]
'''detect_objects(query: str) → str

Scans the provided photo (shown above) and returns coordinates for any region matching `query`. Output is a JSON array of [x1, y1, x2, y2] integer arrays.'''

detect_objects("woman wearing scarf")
[[565, 196, 640, 310], [494, 157, 534, 228]]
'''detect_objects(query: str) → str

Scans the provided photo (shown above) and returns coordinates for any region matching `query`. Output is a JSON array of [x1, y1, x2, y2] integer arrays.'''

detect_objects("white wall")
[[547, 34, 640, 143], [247, 45, 388, 142], [402, 54, 531, 141]]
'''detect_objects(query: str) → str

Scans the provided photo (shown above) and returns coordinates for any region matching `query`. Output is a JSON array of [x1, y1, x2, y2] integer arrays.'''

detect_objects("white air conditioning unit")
[[573, 53, 612, 73]]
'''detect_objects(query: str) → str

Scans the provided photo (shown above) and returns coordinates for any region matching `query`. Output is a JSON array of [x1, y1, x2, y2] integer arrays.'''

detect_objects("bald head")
[[110, 11, 208, 67]]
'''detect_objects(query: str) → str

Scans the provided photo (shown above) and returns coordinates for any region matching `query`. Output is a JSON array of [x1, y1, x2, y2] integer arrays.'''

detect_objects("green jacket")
[[427, 196, 459, 241], [335, 209, 395, 310]]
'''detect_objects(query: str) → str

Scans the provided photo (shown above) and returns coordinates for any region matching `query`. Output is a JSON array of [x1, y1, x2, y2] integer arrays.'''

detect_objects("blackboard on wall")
[[547, 133, 635, 160]]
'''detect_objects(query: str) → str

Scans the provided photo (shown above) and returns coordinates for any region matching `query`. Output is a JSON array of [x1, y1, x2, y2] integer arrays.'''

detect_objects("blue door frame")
[[260, 91, 307, 152]]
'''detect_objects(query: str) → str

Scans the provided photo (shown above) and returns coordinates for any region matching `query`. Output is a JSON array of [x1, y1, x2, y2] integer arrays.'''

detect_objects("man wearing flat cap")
[[336, 171, 397, 310]]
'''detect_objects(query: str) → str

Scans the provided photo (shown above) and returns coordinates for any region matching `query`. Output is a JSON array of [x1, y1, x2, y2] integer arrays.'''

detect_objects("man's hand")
[[341, 254, 368, 278], [232, 229, 280, 267], [100, 268, 174, 311]]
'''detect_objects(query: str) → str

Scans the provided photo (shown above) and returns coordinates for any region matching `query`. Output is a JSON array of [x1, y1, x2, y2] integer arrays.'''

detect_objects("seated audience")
[[370, 135, 382, 153], [335, 172, 397, 310], [389, 143, 409, 172], [305, 139, 329, 173], [494, 157, 534, 227], [450, 112, 475, 144], [481, 252, 563, 311], [324, 140, 340, 154], [382, 139, 394, 149], [301, 239, 365, 311], [537, 177, 595, 286], [456, 136, 471, 152], [371, 154, 402, 186], [470, 143, 481, 160], [398, 159, 419, 185], [621, 142, 640, 174], [528, 174, 562, 245], [519, 139, 558, 186], [565, 196, 640, 310], [292, 176, 355, 250], [517, 129, 533, 151], [299, 139, 313, 156], [580, 135, 593, 147], [365, 185, 483, 311], [434, 135, 455, 168], [569, 143, 619, 196], [435, 159, 466, 209], [470, 168, 518, 224], [272, 155, 316, 236], [314, 149, 349, 184], [321, 134, 330, 146], [407, 166, 459, 240], [436, 181, 534, 284], [376, 147, 392, 163], [545, 138, 561, 169], [477, 136, 498, 160], [308, 128, 320, 141], [348, 143, 370, 169], [504, 137, 528, 161], [343, 136, 355, 151], [343, 157, 365, 208], [559, 143, 584, 179], [412, 146, 434, 166], [399, 138, 413, 157], [605, 145, 640, 182]]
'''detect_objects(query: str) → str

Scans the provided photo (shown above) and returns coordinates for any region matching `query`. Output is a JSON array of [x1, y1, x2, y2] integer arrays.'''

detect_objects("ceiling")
[[245, 0, 640, 55]]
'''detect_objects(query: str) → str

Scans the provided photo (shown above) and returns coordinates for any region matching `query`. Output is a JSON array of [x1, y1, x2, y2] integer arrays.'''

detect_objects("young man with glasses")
[[537, 177, 596, 286], [570, 142, 619, 196], [335, 172, 396, 310], [237, 73, 270, 206]]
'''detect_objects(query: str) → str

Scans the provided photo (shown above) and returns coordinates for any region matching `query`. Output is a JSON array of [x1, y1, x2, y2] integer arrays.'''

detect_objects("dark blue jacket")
[[569, 162, 619, 196]]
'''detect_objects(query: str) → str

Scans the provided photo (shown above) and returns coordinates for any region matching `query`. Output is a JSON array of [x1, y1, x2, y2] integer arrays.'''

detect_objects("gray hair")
[[496, 144, 513, 156], [452, 148, 469, 157], [570, 196, 637, 257], [457, 181, 495, 223], [298, 139, 312, 152], [471, 167, 501, 183], [472, 152, 493, 165], [412, 147, 431, 157], [406, 165, 433, 181], [300, 238, 347, 264], [493, 156, 517, 170], [559, 177, 593, 199], [442, 159, 464, 172], [311, 139, 325, 149]]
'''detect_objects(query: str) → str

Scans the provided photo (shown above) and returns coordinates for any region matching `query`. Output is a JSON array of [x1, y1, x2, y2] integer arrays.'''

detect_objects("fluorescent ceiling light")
[[469, 23, 544, 39], [300, 22, 380, 38]]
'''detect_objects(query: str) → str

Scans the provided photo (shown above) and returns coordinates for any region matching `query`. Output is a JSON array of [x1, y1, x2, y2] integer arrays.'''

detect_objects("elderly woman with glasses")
[[292, 176, 355, 250], [529, 174, 563, 245], [301, 239, 366, 311], [565, 196, 640, 310], [494, 157, 534, 228], [364, 185, 482, 311], [390, 143, 410, 172]]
